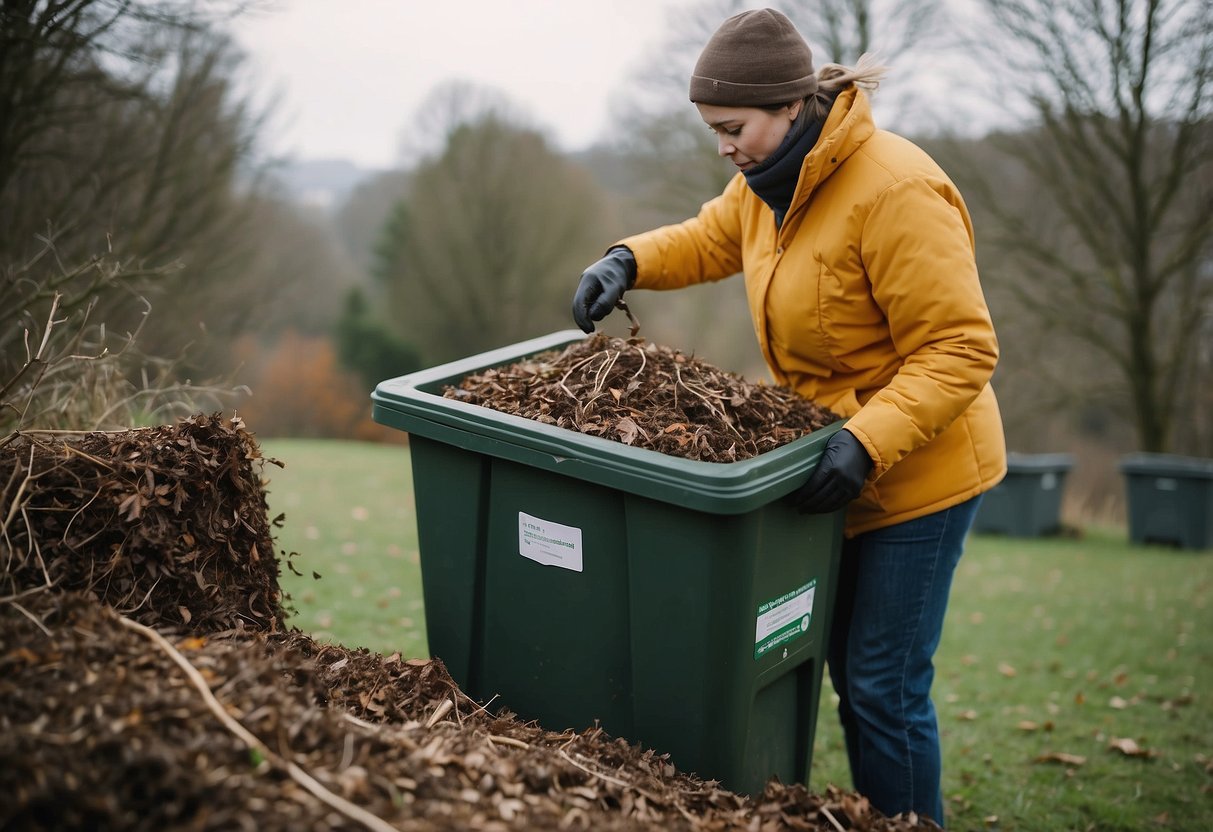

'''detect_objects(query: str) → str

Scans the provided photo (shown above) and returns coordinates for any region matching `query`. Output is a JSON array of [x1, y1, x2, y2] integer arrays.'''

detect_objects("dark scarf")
[[742, 101, 830, 228]]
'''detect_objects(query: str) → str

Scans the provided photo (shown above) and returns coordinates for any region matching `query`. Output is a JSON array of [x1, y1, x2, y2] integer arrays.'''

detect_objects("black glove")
[[790, 429, 873, 514], [572, 247, 636, 333]]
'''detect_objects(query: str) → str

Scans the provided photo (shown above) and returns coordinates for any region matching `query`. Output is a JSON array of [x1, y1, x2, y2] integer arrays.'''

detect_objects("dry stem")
[[821, 805, 847, 832], [557, 749, 660, 804], [424, 698, 455, 728]]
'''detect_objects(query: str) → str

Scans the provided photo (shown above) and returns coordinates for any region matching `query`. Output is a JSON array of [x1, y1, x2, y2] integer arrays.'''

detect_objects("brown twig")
[[1, 445, 36, 538], [424, 697, 455, 728], [821, 805, 847, 832], [557, 748, 661, 803], [7, 600, 52, 638], [558, 354, 600, 401], [616, 298, 641, 337]]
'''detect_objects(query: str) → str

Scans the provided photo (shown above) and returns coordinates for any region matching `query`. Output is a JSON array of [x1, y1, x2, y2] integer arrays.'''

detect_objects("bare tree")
[[0, 1, 310, 384], [0, 1, 252, 208], [777, 0, 944, 65], [968, 0, 1213, 453], [395, 79, 539, 165], [373, 104, 610, 364]]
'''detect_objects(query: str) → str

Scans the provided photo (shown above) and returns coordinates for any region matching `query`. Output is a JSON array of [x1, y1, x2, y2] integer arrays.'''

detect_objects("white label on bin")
[[1155, 477, 1178, 491], [1041, 472, 1058, 490], [518, 512, 583, 572], [755, 580, 816, 660]]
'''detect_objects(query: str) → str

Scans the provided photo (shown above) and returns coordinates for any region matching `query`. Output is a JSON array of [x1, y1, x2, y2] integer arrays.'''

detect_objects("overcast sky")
[[232, 0, 689, 169]]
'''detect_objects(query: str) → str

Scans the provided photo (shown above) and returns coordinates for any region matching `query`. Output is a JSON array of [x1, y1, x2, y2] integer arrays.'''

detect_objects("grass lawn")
[[262, 439, 427, 659], [262, 439, 1213, 831]]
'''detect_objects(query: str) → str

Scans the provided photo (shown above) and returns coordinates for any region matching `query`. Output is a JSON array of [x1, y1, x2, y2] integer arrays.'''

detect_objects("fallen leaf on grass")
[[1109, 696, 1130, 709], [1161, 693, 1194, 711], [1034, 751, 1087, 767], [1108, 737, 1160, 759], [958, 710, 979, 721], [998, 662, 1017, 677]]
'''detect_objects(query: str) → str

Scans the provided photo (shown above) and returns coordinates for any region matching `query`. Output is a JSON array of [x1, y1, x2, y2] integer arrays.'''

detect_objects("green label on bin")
[[755, 580, 816, 660]]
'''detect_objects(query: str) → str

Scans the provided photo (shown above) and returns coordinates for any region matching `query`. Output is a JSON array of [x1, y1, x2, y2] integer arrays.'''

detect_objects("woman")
[[571, 8, 1006, 826]]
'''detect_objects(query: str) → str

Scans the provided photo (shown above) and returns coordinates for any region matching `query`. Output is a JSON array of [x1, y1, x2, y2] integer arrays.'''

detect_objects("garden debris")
[[0, 414, 286, 634], [444, 334, 839, 462], [1107, 737, 1159, 759], [1033, 751, 1088, 767], [1, 417, 937, 831]]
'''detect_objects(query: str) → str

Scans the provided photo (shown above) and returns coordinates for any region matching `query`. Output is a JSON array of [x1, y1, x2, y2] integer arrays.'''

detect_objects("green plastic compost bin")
[[973, 452, 1075, 537], [371, 330, 847, 795], [1119, 453, 1213, 550]]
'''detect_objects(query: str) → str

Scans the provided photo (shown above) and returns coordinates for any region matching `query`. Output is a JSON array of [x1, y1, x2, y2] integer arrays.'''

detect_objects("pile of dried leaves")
[[0, 414, 286, 634], [444, 334, 839, 463], [1, 416, 936, 831]]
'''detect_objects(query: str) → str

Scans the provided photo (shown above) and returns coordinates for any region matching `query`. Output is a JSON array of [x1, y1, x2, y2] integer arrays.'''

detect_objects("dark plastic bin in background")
[[973, 452, 1075, 537], [1119, 453, 1213, 550], [372, 330, 847, 795]]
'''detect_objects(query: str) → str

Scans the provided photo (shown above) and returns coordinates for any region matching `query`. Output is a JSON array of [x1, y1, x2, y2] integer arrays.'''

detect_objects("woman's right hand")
[[571, 247, 636, 333]]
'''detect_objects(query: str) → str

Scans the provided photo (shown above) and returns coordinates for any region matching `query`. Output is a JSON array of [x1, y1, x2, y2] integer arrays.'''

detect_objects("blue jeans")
[[826, 495, 982, 827]]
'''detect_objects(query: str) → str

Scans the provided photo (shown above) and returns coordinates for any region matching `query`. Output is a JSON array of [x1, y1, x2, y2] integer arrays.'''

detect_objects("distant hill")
[[267, 158, 382, 211]]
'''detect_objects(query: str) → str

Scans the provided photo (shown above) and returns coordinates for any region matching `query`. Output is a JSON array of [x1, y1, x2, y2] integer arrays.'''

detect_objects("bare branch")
[[970, 0, 1212, 451]]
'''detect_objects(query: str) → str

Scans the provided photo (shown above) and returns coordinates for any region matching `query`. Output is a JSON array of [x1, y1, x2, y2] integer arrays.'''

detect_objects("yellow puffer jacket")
[[618, 87, 1006, 535]]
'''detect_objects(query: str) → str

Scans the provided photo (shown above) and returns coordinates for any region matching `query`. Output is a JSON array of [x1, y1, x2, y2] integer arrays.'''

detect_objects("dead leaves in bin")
[[444, 334, 839, 463], [1, 415, 941, 831]]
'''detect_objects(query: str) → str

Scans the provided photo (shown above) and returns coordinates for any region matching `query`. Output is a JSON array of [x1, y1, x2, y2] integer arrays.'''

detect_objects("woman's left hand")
[[790, 429, 873, 514], [572, 247, 636, 333]]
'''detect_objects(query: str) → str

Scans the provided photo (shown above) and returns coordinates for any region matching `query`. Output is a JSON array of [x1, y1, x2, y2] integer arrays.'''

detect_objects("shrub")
[[232, 331, 402, 443]]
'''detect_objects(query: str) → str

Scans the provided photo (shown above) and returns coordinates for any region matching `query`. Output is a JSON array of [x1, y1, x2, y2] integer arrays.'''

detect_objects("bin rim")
[[1004, 451, 1076, 472], [1118, 452, 1213, 479], [371, 330, 846, 514]]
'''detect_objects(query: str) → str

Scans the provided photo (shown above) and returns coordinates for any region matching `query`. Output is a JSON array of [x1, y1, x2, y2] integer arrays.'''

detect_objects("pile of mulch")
[[0, 414, 286, 634], [444, 334, 838, 463], [1, 414, 936, 831]]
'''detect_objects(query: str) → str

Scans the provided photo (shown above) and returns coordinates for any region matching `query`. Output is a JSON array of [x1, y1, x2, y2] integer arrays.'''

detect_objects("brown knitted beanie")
[[689, 8, 818, 107]]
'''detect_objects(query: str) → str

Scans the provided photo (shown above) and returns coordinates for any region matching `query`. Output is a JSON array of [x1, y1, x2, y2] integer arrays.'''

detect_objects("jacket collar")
[[783, 87, 875, 224]]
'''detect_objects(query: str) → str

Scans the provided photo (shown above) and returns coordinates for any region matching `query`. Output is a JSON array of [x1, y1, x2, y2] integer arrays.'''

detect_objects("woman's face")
[[696, 101, 802, 172]]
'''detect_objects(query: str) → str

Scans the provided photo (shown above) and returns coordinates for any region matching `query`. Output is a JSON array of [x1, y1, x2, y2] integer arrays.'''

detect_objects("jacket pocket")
[[816, 262, 888, 373]]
